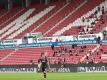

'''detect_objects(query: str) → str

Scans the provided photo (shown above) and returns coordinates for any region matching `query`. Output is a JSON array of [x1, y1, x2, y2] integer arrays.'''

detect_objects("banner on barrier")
[[37, 37, 53, 43], [25, 32, 43, 38], [77, 33, 103, 40], [0, 67, 37, 73], [1, 64, 107, 73], [77, 66, 107, 72], [102, 40, 107, 44], [36, 36, 74, 43], [0, 45, 16, 49], [50, 65, 107, 72], [19, 40, 97, 48], [2, 40, 17, 45], [50, 68, 71, 72], [2, 39, 22, 45], [0, 33, 103, 45]]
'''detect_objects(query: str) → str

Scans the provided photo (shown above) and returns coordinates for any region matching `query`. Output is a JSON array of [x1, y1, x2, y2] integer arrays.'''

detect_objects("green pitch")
[[0, 73, 107, 80]]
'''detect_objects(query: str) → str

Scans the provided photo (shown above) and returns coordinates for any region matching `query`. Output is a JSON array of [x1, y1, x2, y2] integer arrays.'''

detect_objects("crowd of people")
[[51, 44, 88, 65], [50, 42, 107, 65], [79, 5, 106, 35]]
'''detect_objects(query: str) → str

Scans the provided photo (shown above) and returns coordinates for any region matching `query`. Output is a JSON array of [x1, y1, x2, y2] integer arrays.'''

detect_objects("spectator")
[[52, 57, 56, 64], [103, 30, 107, 39], [102, 6, 104, 14], [53, 51, 56, 57], [62, 57, 66, 66], [82, 17, 85, 22], [58, 50, 61, 57], [58, 57, 62, 65], [95, 10, 98, 14], [99, 44, 103, 52], [97, 6, 100, 12], [97, 36, 101, 44], [86, 56, 89, 59], [80, 49, 84, 53], [51, 44, 54, 50], [29, 60, 34, 65], [69, 49, 72, 56], [62, 48, 65, 56], [74, 49, 78, 56], [88, 50, 92, 55], [60, 44, 64, 50]]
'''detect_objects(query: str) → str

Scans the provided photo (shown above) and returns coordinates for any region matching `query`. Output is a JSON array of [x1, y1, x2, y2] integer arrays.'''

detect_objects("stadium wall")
[[0, 63, 107, 73]]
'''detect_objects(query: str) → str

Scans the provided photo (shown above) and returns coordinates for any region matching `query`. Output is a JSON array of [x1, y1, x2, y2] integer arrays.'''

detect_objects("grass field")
[[0, 73, 107, 80]]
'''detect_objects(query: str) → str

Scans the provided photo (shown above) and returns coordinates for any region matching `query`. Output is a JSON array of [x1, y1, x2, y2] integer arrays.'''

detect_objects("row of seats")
[[61, 0, 107, 36], [14, 2, 68, 39], [0, 7, 26, 30], [0, 0, 105, 39], [33, 0, 84, 34], [0, 44, 107, 65], [0, 0, 106, 39], [43, 0, 86, 36], [1, 44, 107, 65], [0, 45, 98, 65], [0, 8, 35, 40], [0, 2, 65, 40], [53, 0, 104, 36], [0, 49, 14, 59], [7, 6, 55, 39], [0, 0, 107, 65]]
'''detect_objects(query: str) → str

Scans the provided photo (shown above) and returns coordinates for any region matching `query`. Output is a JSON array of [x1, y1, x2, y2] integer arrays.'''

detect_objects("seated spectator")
[[102, 6, 104, 14], [99, 44, 103, 52], [75, 53, 78, 56], [62, 57, 66, 66], [74, 50, 78, 56], [69, 49, 72, 56], [88, 50, 92, 54], [103, 51, 107, 54], [60, 44, 64, 50], [89, 59, 93, 64], [52, 58, 56, 64], [29, 60, 34, 65], [83, 45, 86, 48], [80, 46, 84, 52], [53, 51, 56, 57], [103, 30, 107, 39], [82, 17, 85, 22], [97, 6, 100, 12], [95, 10, 98, 14], [97, 36, 101, 44], [51, 44, 54, 50], [58, 57, 62, 65], [57, 50, 61, 57], [86, 56, 89, 59], [62, 48, 65, 56]]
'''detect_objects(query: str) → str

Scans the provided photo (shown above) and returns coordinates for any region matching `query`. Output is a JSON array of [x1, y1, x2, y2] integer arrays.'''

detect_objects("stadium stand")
[[53, 0, 106, 36], [0, 49, 14, 60], [0, 8, 35, 39], [0, 0, 107, 66], [35, 0, 86, 36], [13, 3, 67, 39], [0, 0, 106, 39], [0, 45, 97, 65]]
